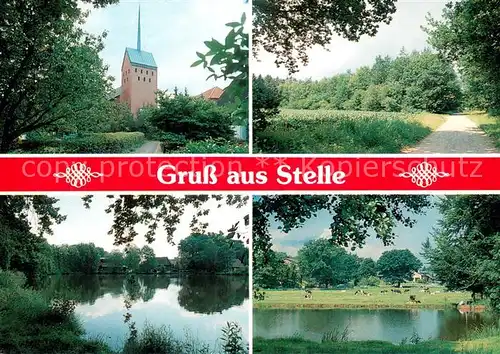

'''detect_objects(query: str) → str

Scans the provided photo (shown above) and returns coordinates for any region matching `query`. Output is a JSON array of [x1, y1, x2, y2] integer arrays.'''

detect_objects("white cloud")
[[253, 1, 447, 79]]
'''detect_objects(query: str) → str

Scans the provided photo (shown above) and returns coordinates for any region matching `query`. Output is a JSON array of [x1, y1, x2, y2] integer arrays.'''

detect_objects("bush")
[[0, 270, 26, 289], [161, 132, 188, 152], [0, 271, 109, 354], [173, 139, 249, 154], [358, 276, 381, 287], [17, 132, 145, 153], [148, 93, 234, 142]]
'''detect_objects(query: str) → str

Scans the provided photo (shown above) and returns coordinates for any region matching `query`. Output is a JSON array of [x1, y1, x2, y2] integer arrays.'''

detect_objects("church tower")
[[119, 6, 158, 116]]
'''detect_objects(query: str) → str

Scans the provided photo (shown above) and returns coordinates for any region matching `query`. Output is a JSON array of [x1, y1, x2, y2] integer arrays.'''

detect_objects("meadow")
[[255, 109, 446, 153], [253, 285, 471, 310]]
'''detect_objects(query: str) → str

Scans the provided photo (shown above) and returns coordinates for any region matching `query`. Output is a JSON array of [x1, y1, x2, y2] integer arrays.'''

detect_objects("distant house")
[[98, 257, 127, 274], [201, 87, 225, 102], [231, 259, 246, 273], [283, 257, 296, 266], [154, 257, 172, 273], [412, 271, 432, 282]]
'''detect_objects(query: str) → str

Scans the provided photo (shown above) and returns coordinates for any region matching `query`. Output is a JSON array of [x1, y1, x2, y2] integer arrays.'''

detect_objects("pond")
[[253, 308, 498, 343], [41, 274, 249, 350]]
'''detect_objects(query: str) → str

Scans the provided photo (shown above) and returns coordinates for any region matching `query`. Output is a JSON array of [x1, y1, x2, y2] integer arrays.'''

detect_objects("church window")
[[138, 76, 140, 81], [152, 72, 154, 76], [143, 77, 146, 82], [141, 69, 143, 74], [149, 78, 151, 83], [146, 70, 148, 75], [135, 68, 137, 73]]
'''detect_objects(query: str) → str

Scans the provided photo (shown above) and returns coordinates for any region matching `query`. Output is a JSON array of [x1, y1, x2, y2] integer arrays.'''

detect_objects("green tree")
[[356, 258, 377, 282], [124, 245, 141, 272], [252, 75, 281, 134], [178, 233, 239, 273], [425, 0, 500, 112], [377, 249, 422, 287], [297, 239, 358, 288], [253, 0, 397, 73], [139, 245, 157, 273], [421, 196, 500, 311], [106, 250, 125, 268], [0, 0, 117, 152]]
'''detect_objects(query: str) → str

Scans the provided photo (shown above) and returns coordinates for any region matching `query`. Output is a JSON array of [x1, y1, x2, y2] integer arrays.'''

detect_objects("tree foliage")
[[253, 195, 432, 266], [422, 196, 500, 312], [253, 0, 397, 73], [376, 249, 422, 286], [0, 0, 118, 152], [252, 75, 281, 134], [298, 239, 358, 288], [253, 250, 299, 289], [178, 233, 247, 273], [192, 13, 248, 123], [424, 0, 500, 112], [146, 92, 234, 143], [276, 50, 461, 113]]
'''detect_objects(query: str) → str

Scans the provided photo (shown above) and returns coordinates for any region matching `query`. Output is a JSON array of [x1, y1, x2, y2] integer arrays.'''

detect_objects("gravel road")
[[404, 115, 498, 153]]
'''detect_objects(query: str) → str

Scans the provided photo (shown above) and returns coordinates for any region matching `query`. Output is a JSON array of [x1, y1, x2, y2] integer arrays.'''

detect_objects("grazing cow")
[[409, 295, 421, 304], [355, 290, 370, 296], [404, 289, 410, 293], [381, 290, 388, 294], [392, 289, 402, 294], [304, 289, 313, 299]]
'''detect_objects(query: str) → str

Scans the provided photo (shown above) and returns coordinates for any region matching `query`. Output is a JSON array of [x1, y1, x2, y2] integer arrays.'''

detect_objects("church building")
[[112, 6, 158, 115]]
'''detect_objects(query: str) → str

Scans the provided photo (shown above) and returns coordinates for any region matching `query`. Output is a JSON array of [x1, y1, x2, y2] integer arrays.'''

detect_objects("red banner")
[[0, 155, 495, 192]]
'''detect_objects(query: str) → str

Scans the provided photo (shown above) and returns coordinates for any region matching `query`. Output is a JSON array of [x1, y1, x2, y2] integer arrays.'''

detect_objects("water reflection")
[[253, 309, 498, 343], [177, 275, 248, 314], [41, 274, 249, 348]]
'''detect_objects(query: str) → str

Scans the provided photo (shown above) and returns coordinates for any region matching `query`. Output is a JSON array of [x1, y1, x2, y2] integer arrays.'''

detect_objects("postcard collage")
[[1, 0, 499, 353]]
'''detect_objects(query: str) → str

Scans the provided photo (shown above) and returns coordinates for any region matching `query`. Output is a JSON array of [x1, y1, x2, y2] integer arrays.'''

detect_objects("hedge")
[[16, 132, 145, 153]]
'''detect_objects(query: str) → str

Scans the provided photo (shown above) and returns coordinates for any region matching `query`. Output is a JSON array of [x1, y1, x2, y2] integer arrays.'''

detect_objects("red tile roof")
[[201, 87, 224, 100]]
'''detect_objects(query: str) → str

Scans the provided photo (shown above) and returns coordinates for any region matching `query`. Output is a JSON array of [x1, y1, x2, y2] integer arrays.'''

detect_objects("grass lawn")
[[253, 285, 471, 309], [253, 337, 499, 353], [467, 111, 500, 148], [255, 109, 446, 153]]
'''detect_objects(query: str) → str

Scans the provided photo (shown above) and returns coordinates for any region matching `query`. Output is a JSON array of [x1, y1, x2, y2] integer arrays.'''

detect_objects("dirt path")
[[134, 140, 162, 153], [404, 114, 498, 153]]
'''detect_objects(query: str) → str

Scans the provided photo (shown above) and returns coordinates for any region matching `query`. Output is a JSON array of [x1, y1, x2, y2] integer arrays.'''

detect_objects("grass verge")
[[0, 271, 247, 354], [255, 109, 446, 153], [467, 111, 500, 148], [253, 337, 498, 354]]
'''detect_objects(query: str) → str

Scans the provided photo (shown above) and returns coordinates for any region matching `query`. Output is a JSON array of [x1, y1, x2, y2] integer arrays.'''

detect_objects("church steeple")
[[137, 5, 141, 51]]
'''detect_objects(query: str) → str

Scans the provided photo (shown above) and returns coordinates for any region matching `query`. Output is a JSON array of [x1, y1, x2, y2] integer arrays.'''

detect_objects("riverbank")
[[0, 270, 247, 354], [253, 337, 500, 354], [254, 287, 472, 309]]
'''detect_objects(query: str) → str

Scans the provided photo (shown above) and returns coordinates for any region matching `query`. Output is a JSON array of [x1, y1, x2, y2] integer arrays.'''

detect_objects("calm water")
[[42, 275, 249, 349], [254, 309, 498, 343]]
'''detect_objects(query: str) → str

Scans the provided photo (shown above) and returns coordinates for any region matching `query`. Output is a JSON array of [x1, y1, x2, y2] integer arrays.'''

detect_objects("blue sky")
[[268, 196, 442, 261], [45, 195, 250, 258], [81, 0, 248, 94]]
